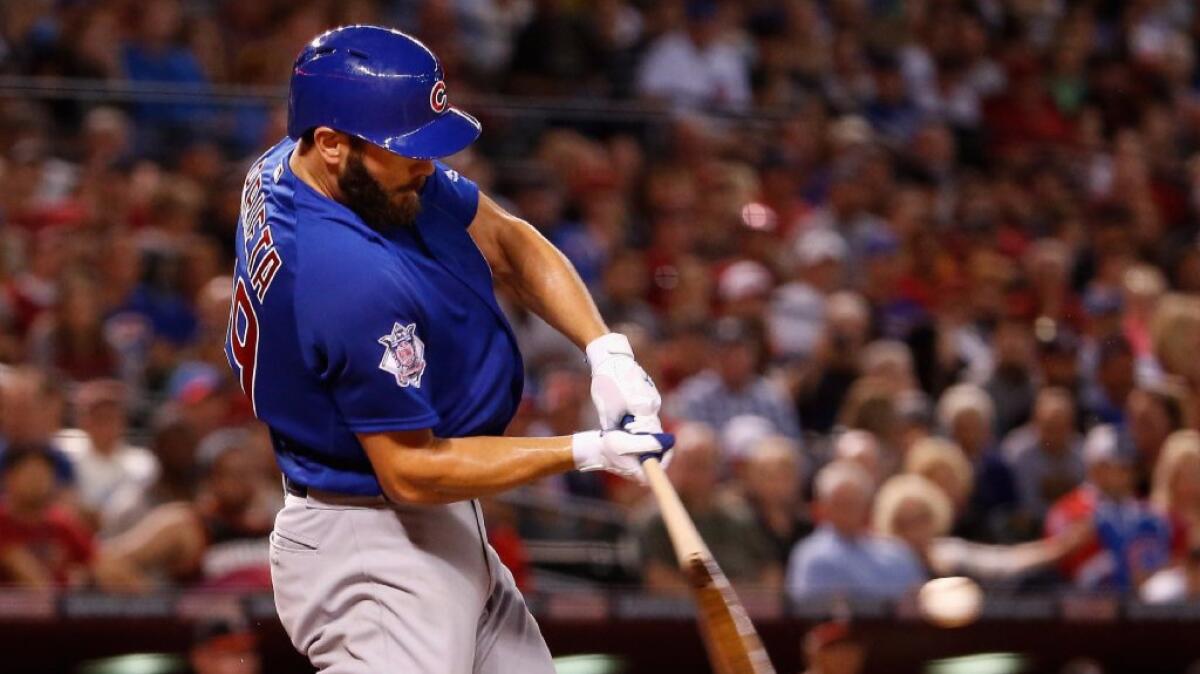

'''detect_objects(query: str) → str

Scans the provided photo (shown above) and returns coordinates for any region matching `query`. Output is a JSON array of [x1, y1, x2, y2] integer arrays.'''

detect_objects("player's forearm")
[[503, 225, 607, 349], [362, 432, 576, 504]]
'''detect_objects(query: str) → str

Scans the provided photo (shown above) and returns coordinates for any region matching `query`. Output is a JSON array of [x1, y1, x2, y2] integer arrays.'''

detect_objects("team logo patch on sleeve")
[[378, 322, 427, 388]]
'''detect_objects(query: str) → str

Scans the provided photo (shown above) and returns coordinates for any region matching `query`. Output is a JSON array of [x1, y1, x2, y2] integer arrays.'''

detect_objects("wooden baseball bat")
[[640, 456, 777, 674]]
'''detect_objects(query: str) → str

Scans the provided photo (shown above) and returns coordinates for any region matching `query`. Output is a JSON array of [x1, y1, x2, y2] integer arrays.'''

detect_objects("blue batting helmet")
[[287, 25, 480, 160]]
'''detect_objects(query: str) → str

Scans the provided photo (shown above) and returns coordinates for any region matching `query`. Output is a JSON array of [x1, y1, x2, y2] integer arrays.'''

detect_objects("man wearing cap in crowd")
[[768, 227, 849, 362], [1046, 424, 1170, 590], [55, 379, 159, 537]]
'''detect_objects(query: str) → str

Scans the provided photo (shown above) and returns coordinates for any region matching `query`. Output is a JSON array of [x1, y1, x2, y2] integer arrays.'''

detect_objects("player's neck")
[[290, 144, 344, 204]]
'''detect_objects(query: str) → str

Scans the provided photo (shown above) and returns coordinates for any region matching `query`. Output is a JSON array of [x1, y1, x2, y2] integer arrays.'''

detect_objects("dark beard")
[[338, 151, 422, 232]]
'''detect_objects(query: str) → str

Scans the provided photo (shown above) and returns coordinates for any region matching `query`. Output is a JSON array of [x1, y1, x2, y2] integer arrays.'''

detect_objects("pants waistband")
[[282, 475, 388, 506]]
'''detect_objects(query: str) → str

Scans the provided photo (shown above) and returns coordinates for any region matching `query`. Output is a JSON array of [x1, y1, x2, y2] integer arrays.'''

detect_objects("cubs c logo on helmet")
[[430, 80, 448, 114]]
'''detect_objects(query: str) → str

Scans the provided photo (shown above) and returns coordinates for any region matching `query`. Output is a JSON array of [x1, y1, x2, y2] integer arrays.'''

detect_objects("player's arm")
[[359, 427, 672, 505], [92, 503, 206, 592], [469, 194, 662, 430], [468, 192, 606, 348]]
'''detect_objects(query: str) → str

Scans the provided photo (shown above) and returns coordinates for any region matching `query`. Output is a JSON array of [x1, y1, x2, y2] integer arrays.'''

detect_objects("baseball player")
[[224, 25, 671, 674]]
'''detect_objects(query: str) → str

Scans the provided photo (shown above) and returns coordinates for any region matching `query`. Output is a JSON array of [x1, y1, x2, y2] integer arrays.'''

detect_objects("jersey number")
[[228, 278, 260, 414]]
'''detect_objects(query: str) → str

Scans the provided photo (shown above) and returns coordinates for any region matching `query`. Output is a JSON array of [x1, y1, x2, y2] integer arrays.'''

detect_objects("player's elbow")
[[377, 469, 449, 505], [362, 431, 457, 504], [378, 456, 458, 505]]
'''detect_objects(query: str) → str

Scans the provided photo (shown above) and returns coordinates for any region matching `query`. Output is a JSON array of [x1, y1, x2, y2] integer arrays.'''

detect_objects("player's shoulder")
[[420, 161, 480, 227]]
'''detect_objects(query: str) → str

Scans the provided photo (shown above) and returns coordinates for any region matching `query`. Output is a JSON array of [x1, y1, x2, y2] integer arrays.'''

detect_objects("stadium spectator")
[[1151, 294, 1200, 393], [837, 377, 904, 475], [0, 368, 75, 486], [936, 383, 1019, 542], [1004, 388, 1086, 527], [1081, 336, 1136, 428], [0, 442, 94, 587], [121, 0, 212, 154], [1152, 430, 1200, 558], [832, 429, 883, 487], [55, 379, 158, 537], [596, 250, 660, 336], [1125, 384, 1187, 494], [767, 228, 848, 362], [1033, 326, 1084, 403], [26, 272, 119, 382], [795, 292, 871, 434], [737, 435, 811, 565], [635, 0, 751, 111], [145, 408, 200, 506], [785, 461, 924, 600], [874, 473, 1085, 585], [94, 428, 274, 592], [981, 318, 1036, 436], [508, 0, 605, 97], [635, 423, 780, 594], [859, 340, 918, 393], [667, 317, 801, 440], [905, 437, 973, 524], [1046, 425, 1171, 591]]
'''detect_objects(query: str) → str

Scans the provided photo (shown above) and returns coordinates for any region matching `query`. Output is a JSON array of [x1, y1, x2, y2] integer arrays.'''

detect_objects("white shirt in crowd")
[[55, 428, 160, 538], [636, 32, 751, 111]]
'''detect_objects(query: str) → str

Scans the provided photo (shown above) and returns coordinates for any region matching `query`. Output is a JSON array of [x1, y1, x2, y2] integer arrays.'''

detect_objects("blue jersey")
[[225, 138, 523, 495]]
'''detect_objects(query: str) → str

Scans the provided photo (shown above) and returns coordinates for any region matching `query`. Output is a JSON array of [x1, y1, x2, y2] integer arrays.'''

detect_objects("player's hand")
[[586, 333, 662, 432], [572, 425, 675, 484]]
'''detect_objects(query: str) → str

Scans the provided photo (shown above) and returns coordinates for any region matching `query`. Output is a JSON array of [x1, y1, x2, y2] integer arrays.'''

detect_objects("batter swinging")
[[225, 25, 671, 674]]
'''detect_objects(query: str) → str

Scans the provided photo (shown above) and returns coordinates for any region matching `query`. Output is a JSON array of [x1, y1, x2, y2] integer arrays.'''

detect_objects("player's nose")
[[412, 159, 436, 179]]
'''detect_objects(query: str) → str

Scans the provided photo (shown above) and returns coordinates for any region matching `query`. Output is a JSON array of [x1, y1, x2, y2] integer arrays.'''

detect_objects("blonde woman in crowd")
[[907, 429, 1022, 539], [1152, 430, 1200, 557], [1151, 294, 1200, 419], [935, 384, 1020, 541], [873, 474, 1087, 583]]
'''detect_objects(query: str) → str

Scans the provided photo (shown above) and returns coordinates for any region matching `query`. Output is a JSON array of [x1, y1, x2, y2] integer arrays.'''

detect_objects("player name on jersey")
[[241, 156, 283, 303]]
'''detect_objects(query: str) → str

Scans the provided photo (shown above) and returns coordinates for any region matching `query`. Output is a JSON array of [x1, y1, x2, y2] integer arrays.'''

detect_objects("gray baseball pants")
[[269, 491, 556, 673]]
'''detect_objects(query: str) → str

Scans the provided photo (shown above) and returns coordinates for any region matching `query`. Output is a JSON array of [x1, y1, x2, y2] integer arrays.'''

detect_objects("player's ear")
[[311, 127, 351, 170]]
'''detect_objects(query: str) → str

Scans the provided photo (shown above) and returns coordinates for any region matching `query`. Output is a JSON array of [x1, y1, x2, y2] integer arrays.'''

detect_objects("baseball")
[[917, 576, 983, 628]]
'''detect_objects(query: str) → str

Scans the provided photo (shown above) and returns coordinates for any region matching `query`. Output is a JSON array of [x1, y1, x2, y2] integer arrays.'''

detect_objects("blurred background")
[[1, 0, 1200, 672]]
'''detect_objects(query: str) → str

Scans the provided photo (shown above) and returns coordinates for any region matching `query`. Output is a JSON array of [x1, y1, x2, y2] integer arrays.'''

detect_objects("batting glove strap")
[[585, 332, 634, 370], [571, 429, 674, 477], [572, 431, 606, 472]]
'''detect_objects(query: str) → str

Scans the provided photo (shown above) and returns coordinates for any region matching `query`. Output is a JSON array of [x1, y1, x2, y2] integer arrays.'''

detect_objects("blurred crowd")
[[1, 0, 1200, 609]]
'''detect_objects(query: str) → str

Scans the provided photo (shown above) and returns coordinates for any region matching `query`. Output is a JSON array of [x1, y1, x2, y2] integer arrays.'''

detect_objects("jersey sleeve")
[[424, 162, 480, 228], [295, 246, 440, 433]]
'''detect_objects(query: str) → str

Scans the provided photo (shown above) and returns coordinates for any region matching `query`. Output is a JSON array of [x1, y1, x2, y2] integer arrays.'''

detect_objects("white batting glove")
[[586, 333, 662, 432], [572, 426, 675, 484]]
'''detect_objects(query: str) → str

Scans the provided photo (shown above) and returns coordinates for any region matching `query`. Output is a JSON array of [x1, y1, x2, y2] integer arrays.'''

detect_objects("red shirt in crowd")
[[1045, 485, 1101, 583], [0, 503, 96, 585]]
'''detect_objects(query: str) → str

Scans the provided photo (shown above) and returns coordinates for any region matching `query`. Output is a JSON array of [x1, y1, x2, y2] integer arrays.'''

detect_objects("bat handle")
[[618, 415, 669, 464]]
